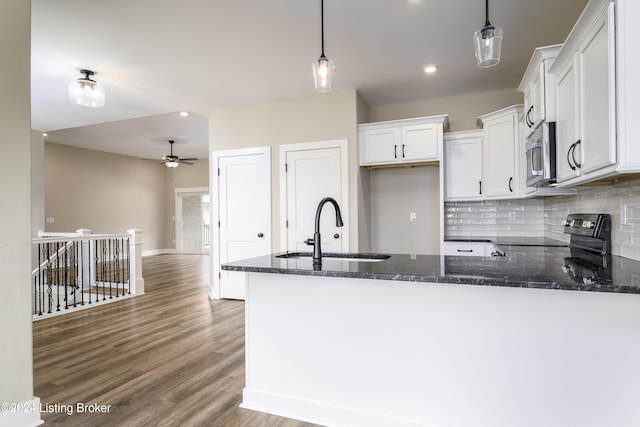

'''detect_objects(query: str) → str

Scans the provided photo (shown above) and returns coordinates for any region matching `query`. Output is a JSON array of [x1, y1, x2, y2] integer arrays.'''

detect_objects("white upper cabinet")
[[477, 105, 523, 199], [518, 45, 562, 139], [359, 115, 449, 167], [549, 0, 640, 186], [444, 130, 483, 201]]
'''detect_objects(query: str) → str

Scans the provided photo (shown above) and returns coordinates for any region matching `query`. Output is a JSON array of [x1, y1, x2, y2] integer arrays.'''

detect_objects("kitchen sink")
[[276, 252, 390, 262]]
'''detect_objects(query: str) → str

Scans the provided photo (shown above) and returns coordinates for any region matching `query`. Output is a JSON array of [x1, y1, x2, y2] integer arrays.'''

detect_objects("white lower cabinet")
[[442, 242, 495, 257]]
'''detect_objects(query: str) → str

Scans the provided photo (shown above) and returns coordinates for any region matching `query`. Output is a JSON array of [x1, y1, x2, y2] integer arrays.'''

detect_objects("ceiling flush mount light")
[[68, 69, 105, 107], [313, 0, 335, 92], [424, 64, 438, 74], [473, 0, 503, 68]]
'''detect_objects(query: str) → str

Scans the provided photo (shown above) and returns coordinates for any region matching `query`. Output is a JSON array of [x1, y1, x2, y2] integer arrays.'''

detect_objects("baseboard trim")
[[241, 388, 442, 427], [0, 396, 44, 427]]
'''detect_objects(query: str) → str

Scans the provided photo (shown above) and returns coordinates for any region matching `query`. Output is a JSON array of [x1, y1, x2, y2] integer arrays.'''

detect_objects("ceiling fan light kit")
[[162, 140, 198, 168], [69, 69, 106, 107], [313, 0, 334, 92], [473, 0, 503, 68]]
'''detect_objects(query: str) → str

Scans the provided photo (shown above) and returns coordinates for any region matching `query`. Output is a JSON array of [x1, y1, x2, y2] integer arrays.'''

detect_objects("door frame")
[[175, 187, 209, 253], [211, 146, 271, 299], [279, 139, 349, 253]]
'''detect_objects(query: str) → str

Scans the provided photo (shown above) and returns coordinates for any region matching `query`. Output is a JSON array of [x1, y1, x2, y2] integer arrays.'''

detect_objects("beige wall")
[[369, 166, 441, 255], [44, 142, 169, 251], [0, 0, 34, 413], [368, 88, 523, 131], [209, 89, 360, 252]]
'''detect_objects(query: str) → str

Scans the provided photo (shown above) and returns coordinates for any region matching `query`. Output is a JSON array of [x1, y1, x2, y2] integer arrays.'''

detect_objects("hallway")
[[33, 254, 318, 426]]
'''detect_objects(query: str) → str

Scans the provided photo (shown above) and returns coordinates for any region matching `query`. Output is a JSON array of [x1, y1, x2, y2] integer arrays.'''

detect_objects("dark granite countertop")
[[222, 247, 640, 295]]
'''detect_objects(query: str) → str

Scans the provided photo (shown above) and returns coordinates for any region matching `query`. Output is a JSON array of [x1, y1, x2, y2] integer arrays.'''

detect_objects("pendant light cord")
[[320, 0, 326, 58], [485, 0, 491, 26]]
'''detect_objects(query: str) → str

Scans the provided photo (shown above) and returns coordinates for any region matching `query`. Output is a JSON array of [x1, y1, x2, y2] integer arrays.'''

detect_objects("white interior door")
[[281, 140, 349, 254], [215, 148, 270, 300]]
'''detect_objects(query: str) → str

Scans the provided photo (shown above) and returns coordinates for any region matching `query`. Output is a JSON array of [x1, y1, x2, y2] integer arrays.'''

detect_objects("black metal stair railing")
[[32, 231, 135, 318]]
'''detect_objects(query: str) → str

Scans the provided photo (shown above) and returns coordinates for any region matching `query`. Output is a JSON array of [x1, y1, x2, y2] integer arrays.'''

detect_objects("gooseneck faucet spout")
[[304, 197, 344, 266]]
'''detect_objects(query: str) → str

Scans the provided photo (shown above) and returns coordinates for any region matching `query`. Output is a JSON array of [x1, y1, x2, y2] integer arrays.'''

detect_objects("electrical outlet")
[[46, 217, 55, 224], [410, 212, 417, 222]]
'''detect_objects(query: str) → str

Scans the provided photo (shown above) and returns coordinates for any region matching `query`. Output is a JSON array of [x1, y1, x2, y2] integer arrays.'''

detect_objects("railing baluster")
[[31, 230, 140, 319]]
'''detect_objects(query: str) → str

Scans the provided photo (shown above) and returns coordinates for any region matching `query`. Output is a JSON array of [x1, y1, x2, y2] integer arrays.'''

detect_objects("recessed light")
[[424, 65, 438, 74], [42, 133, 48, 137], [179, 111, 189, 117]]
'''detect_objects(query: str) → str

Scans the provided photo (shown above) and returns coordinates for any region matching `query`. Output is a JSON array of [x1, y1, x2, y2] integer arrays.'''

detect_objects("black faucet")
[[304, 197, 344, 266]]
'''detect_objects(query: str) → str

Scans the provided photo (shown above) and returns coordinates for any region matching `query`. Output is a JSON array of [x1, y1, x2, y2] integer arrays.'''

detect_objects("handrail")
[[31, 228, 145, 319]]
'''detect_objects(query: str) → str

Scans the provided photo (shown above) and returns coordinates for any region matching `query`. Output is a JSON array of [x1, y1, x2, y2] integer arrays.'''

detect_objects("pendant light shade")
[[313, 0, 334, 92], [68, 69, 105, 107], [313, 55, 335, 93], [473, 0, 503, 68]]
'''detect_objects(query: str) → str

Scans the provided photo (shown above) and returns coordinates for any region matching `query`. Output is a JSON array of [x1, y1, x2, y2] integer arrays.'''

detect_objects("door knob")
[[257, 233, 264, 238]]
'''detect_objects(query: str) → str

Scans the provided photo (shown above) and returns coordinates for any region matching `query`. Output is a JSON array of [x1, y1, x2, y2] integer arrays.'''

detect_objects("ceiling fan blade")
[[177, 160, 194, 165], [179, 157, 198, 161]]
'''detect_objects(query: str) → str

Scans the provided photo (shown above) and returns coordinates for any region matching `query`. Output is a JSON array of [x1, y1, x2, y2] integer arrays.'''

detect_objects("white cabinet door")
[[555, 57, 580, 183], [444, 133, 483, 200], [577, 3, 616, 175], [481, 112, 518, 198], [358, 115, 448, 167], [361, 128, 398, 164], [400, 124, 439, 161], [552, 1, 616, 186]]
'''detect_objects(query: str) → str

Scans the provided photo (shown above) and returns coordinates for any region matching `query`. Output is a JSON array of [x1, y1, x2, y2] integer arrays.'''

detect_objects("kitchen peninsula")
[[223, 249, 640, 427]]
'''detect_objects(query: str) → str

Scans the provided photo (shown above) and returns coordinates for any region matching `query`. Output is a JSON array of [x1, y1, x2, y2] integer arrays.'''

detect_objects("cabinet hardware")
[[257, 233, 264, 238], [525, 105, 534, 128], [509, 177, 513, 192], [479, 180, 482, 195], [394, 144, 397, 159], [567, 142, 576, 171], [567, 140, 582, 171], [333, 234, 340, 239], [457, 249, 474, 253], [402, 144, 405, 158], [572, 140, 582, 168]]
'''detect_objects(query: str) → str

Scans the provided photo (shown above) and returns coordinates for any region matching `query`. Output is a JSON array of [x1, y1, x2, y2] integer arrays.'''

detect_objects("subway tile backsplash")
[[544, 177, 640, 261], [445, 176, 640, 261], [445, 199, 546, 238]]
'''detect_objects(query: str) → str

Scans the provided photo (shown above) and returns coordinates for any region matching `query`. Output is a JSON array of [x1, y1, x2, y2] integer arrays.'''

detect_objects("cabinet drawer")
[[442, 242, 490, 257]]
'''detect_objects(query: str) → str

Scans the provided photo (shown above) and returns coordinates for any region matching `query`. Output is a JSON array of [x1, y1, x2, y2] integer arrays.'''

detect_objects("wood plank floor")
[[33, 254, 321, 427]]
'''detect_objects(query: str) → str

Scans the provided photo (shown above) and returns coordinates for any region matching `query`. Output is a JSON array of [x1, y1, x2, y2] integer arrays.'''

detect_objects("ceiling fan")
[[161, 140, 198, 168]]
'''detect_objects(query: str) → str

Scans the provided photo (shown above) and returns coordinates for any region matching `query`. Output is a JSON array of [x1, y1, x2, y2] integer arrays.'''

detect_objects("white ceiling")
[[32, 0, 588, 161]]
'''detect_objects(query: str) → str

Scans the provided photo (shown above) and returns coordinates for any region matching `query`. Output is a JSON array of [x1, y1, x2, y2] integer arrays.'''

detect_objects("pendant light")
[[473, 0, 503, 68], [313, 0, 334, 92], [68, 69, 106, 107]]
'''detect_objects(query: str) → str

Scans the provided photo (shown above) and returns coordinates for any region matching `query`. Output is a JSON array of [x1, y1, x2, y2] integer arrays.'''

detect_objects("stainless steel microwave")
[[525, 122, 556, 187]]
